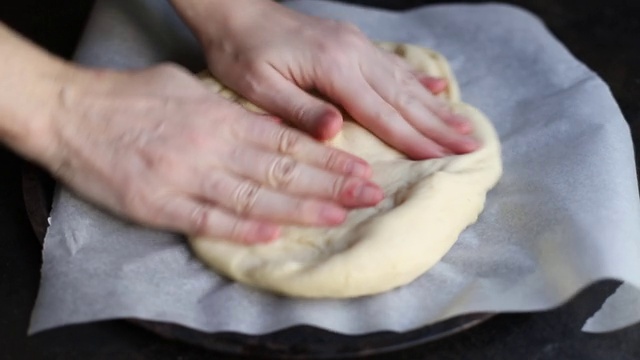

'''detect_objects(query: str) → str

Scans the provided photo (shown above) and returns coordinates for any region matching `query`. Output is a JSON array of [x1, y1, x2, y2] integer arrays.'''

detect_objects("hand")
[[173, 0, 479, 159], [42, 64, 383, 243]]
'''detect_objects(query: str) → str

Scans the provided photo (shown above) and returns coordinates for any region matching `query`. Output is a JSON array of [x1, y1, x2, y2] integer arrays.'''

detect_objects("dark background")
[[1, 0, 639, 359]]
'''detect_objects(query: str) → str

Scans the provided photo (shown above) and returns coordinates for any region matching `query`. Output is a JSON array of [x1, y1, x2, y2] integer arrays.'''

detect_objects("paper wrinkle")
[[583, 283, 640, 333], [29, 0, 640, 335]]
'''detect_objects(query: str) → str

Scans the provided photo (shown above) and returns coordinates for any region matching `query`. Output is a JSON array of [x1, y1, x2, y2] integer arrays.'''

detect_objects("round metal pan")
[[21, 162, 493, 359]]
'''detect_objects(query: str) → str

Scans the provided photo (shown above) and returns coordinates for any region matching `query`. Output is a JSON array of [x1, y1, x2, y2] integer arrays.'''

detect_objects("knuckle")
[[331, 175, 349, 199], [267, 156, 298, 189], [389, 65, 418, 89], [235, 65, 267, 98], [376, 106, 401, 124], [188, 204, 210, 235], [276, 128, 301, 154], [315, 42, 354, 71], [334, 20, 365, 40], [232, 181, 261, 215], [397, 69, 417, 87], [292, 198, 316, 223], [395, 91, 418, 110], [432, 100, 454, 117], [323, 150, 343, 171], [141, 150, 176, 173], [374, 116, 405, 144], [334, 175, 365, 201], [225, 66, 261, 102], [327, 47, 353, 67], [225, 144, 244, 164], [325, 22, 368, 56], [230, 220, 253, 243]]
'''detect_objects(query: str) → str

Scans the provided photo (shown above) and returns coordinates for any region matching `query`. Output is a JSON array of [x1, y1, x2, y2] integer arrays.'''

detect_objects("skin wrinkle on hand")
[[171, 0, 477, 159], [267, 156, 297, 189], [190, 43, 503, 299], [232, 181, 261, 216], [5, 47, 378, 243], [0, 1, 481, 251]]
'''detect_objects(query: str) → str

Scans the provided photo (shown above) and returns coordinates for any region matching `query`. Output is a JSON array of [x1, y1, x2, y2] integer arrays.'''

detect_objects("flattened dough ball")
[[190, 43, 502, 298]]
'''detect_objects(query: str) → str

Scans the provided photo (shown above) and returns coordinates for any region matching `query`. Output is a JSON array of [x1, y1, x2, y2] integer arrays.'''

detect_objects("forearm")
[[0, 22, 71, 162], [170, 0, 285, 47]]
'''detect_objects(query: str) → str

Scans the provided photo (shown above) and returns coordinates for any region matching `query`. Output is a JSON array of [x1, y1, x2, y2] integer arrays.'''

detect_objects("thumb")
[[244, 72, 343, 141]]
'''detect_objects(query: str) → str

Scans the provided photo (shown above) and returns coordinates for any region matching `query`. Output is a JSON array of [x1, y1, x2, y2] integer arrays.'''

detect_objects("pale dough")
[[189, 43, 502, 298]]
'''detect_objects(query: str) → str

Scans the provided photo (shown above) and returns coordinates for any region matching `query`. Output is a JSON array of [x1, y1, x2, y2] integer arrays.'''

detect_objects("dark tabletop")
[[1, 0, 639, 359]]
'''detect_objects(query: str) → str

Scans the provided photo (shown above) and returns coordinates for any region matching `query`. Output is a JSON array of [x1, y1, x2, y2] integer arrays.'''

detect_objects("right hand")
[[41, 64, 383, 243]]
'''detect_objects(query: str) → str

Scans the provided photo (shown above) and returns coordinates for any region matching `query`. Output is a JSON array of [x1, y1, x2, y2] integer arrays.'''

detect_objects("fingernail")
[[320, 205, 347, 225], [456, 125, 473, 135], [431, 147, 447, 158], [269, 116, 283, 124], [419, 76, 448, 94], [346, 160, 371, 178], [454, 116, 469, 125], [441, 148, 454, 156], [313, 108, 343, 140], [451, 115, 472, 134], [462, 137, 480, 152], [357, 183, 384, 204], [251, 223, 280, 243]]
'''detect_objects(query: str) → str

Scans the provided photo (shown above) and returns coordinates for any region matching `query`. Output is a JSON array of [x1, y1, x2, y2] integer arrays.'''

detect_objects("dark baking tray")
[[22, 162, 493, 359]]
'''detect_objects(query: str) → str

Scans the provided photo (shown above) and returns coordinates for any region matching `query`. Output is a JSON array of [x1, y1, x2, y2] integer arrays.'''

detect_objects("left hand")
[[173, 0, 479, 160]]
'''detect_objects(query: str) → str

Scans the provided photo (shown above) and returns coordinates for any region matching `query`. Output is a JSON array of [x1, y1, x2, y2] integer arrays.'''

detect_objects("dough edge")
[[189, 43, 502, 298]]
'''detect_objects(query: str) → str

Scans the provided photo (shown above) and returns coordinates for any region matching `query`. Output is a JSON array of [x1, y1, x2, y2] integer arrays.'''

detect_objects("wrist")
[[170, 0, 285, 51], [0, 23, 82, 167]]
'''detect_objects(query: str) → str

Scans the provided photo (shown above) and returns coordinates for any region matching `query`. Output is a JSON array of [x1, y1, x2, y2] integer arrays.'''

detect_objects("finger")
[[363, 60, 479, 154], [236, 117, 373, 178], [319, 73, 449, 159], [382, 52, 448, 95], [382, 51, 472, 134], [197, 171, 348, 226], [240, 69, 344, 141], [380, 50, 448, 95], [223, 145, 383, 207], [416, 74, 448, 95], [151, 195, 281, 244], [419, 92, 474, 134]]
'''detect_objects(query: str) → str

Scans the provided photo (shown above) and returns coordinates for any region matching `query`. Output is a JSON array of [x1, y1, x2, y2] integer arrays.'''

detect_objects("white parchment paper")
[[583, 282, 640, 333], [29, 0, 640, 334]]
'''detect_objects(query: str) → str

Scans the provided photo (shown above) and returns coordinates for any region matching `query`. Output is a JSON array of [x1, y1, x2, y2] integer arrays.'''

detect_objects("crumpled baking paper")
[[583, 282, 640, 333], [29, 0, 640, 334]]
